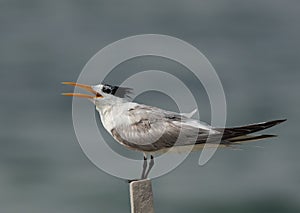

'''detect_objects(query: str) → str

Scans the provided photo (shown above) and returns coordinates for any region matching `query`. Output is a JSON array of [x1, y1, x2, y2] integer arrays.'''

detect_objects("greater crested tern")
[[62, 82, 286, 179]]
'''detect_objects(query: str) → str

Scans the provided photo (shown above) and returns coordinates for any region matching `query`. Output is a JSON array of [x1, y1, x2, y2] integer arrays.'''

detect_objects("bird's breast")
[[97, 105, 131, 135]]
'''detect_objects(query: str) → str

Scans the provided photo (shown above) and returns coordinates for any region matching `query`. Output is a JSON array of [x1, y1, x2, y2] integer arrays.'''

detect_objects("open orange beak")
[[61, 82, 103, 99]]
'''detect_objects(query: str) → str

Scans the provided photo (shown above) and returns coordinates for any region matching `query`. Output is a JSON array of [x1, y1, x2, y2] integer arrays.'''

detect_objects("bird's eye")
[[96, 93, 102, 97], [102, 86, 112, 94]]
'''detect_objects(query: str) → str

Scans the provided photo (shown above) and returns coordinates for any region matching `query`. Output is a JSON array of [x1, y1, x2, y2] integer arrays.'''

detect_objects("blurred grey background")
[[1, 0, 299, 212]]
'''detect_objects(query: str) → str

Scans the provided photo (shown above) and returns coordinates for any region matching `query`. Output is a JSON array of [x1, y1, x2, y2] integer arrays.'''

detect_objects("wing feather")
[[110, 104, 218, 152]]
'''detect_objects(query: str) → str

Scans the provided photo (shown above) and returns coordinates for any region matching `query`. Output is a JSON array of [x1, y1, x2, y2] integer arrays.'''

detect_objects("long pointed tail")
[[227, 134, 277, 143], [215, 119, 286, 142]]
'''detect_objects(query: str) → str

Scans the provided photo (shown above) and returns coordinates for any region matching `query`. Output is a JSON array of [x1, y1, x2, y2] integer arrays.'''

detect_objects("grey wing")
[[111, 105, 218, 152]]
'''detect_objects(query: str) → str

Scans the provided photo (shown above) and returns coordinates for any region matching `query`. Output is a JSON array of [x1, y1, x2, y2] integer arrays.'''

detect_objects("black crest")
[[102, 84, 133, 98]]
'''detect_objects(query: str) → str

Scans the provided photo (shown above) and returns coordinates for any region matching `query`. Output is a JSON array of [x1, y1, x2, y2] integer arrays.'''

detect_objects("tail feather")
[[227, 134, 277, 143], [215, 119, 286, 141]]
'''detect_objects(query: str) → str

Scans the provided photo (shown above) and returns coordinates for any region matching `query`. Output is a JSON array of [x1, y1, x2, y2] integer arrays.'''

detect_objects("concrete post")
[[129, 179, 154, 213]]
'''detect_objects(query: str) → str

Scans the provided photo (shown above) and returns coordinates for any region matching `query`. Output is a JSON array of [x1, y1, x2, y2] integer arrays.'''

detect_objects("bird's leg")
[[141, 154, 148, 179], [144, 155, 154, 179]]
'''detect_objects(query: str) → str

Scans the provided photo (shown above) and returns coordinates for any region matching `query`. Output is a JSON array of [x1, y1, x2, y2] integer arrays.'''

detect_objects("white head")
[[62, 82, 132, 108]]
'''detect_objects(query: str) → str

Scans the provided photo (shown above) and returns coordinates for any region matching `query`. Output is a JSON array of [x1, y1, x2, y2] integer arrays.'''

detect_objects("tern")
[[62, 82, 286, 179]]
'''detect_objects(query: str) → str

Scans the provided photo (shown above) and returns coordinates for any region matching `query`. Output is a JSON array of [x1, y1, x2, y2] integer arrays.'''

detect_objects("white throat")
[[94, 95, 129, 132]]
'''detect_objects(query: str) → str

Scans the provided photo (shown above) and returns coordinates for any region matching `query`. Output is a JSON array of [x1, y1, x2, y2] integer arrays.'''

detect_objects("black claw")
[[127, 179, 139, 183]]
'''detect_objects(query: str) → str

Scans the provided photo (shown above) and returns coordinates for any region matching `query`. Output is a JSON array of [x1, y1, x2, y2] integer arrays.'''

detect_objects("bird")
[[62, 81, 286, 179]]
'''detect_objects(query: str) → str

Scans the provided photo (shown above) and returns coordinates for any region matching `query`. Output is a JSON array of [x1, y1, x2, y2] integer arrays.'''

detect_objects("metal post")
[[129, 179, 154, 213]]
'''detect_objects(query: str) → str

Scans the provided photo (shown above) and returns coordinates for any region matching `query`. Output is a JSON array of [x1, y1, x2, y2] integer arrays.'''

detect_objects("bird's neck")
[[95, 96, 127, 115], [95, 97, 128, 132]]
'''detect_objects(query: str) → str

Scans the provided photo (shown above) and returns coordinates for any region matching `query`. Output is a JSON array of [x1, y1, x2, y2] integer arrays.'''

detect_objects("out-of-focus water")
[[1, 0, 299, 212]]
